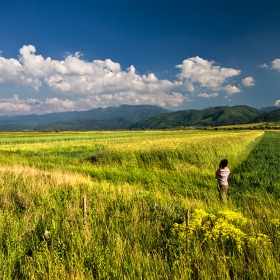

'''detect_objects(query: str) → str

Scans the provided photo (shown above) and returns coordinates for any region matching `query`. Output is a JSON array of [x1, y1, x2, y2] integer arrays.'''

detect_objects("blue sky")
[[0, 0, 280, 115]]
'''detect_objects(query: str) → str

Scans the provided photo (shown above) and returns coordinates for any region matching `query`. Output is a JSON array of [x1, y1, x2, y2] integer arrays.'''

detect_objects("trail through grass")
[[231, 131, 280, 201]]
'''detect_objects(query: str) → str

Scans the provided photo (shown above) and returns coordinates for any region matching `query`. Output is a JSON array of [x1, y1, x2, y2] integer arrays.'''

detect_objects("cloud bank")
[[0, 45, 248, 115]]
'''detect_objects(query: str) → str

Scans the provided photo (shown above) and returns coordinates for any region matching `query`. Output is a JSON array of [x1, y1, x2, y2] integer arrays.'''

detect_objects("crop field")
[[0, 130, 279, 279]]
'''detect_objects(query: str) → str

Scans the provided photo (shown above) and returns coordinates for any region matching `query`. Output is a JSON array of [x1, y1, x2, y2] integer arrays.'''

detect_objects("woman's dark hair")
[[220, 159, 228, 168]]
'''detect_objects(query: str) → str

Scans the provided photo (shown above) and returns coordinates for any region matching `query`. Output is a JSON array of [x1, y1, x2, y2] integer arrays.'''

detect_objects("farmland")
[[0, 130, 279, 279]]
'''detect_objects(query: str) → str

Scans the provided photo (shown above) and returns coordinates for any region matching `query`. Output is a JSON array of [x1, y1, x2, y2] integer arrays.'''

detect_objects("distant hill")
[[0, 105, 170, 131], [0, 112, 81, 126], [2, 104, 280, 132], [129, 105, 264, 129], [71, 104, 170, 122], [34, 118, 134, 131], [0, 124, 33, 131], [253, 109, 280, 123], [260, 106, 280, 112]]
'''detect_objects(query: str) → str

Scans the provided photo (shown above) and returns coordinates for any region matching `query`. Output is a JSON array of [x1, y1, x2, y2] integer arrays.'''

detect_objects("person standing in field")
[[215, 159, 230, 203]]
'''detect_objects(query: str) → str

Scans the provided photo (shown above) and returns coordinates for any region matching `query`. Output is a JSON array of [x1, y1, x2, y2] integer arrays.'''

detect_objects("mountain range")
[[0, 105, 169, 131], [129, 105, 265, 129], [0, 104, 280, 131]]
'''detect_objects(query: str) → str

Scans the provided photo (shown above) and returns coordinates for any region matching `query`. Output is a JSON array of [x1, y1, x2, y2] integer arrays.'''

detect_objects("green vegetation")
[[0, 130, 279, 279], [253, 108, 280, 122], [231, 132, 280, 200], [207, 121, 280, 131], [4, 105, 280, 131], [129, 105, 264, 129]]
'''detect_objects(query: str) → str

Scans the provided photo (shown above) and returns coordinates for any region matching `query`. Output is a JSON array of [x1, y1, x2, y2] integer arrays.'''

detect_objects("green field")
[[0, 130, 279, 279]]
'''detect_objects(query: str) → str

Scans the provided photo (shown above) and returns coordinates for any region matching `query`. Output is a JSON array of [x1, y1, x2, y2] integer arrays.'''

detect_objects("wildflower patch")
[[171, 209, 274, 255]]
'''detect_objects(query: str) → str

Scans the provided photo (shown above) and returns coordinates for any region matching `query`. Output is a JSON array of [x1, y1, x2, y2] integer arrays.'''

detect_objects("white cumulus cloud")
[[0, 45, 190, 108], [197, 93, 218, 98], [0, 95, 92, 115], [223, 85, 241, 94], [0, 46, 246, 115], [242, 76, 255, 87], [272, 59, 280, 72], [176, 56, 241, 93], [0, 92, 190, 116]]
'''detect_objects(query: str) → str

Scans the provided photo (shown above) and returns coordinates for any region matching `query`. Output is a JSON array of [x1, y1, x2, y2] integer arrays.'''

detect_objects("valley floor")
[[0, 130, 279, 279]]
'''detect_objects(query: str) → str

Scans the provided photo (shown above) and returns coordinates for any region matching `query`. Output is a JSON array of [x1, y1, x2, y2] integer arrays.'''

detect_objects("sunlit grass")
[[0, 130, 279, 279]]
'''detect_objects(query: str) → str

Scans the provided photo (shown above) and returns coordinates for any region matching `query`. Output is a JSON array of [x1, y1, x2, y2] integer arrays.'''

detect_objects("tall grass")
[[0, 130, 263, 194], [0, 130, 279, 279]]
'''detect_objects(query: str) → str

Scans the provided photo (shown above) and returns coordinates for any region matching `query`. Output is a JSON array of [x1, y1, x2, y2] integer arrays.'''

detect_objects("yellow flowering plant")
[[170, 209, 273, 255], [270, 219, 280, 240]]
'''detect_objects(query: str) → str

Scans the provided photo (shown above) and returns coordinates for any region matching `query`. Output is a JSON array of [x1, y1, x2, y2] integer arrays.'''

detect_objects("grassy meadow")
[[0, 130, 279, 279]]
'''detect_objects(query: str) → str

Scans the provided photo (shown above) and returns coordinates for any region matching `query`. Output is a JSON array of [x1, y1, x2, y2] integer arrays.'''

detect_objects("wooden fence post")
[[185, 209, 190, 260], [83, 196, 88, 230]]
